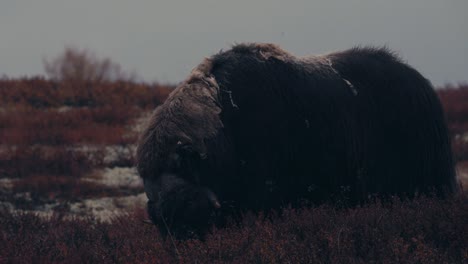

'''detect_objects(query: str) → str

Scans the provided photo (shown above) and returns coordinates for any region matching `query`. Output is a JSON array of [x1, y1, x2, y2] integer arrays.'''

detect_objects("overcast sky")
[[1, 0, 467, 86]]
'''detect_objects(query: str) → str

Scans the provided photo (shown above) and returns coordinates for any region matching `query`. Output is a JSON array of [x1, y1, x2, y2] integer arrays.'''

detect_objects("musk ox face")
[[144, 174, 221, 239]]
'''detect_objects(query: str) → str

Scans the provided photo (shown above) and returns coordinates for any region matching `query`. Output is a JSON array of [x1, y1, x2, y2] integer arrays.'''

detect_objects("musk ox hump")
[[227, 42, 295, 61]]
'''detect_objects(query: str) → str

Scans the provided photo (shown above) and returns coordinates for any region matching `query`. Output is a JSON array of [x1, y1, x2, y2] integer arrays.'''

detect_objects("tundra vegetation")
[[0, 47, 467, 263]]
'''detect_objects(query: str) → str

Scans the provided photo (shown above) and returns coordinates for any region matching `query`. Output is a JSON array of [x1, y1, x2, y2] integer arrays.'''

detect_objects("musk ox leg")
[[144, 174, 221, 239]]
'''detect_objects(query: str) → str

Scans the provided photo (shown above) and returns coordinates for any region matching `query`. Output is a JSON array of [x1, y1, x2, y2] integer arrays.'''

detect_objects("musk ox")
[[137, 43, 457, 238]]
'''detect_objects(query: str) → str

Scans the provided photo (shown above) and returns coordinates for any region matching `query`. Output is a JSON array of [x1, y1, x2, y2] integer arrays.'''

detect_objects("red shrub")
[[438, 84, 468, 135], [0, 77, 172, 108], [0, 146, 99, 178], [0, 107, 138, 145], [0, 196, 466, 263]]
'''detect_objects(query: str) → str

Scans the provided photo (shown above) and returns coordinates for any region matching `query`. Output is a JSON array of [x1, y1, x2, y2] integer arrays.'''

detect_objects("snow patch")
[[1, 193, 147, 222], [68, 193, 146, 222], [84, 167, 142, 188], [129, 111, 153, 135], [0, 178, 16, 190], [103, 145, 136, 165]]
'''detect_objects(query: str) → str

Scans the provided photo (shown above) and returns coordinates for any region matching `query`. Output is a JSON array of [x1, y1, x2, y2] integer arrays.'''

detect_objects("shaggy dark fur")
[[137, 43, 457, 238]]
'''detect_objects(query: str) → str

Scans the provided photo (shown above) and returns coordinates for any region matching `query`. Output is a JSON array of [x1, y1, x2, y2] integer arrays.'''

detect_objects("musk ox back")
[[137, 43, 457, 238]]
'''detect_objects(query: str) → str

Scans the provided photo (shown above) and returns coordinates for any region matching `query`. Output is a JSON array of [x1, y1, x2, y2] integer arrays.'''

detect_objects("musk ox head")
[[137, 58, 224, 239], [144, 173, 221, 239]]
